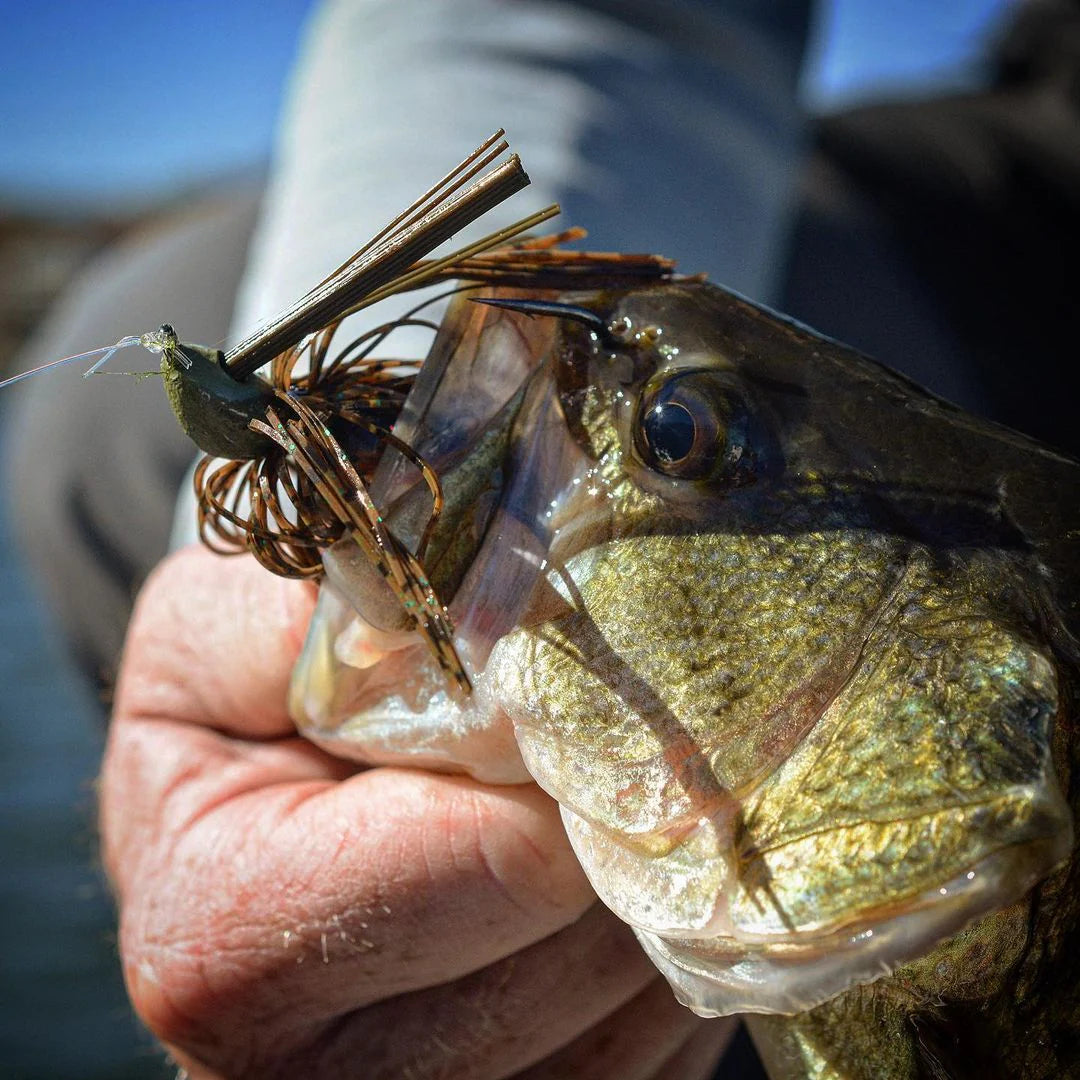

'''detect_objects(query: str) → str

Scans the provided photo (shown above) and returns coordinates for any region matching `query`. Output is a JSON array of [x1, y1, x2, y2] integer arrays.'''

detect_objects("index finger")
[[102, 546, 598, 1057], [116, 544, 316, 739]]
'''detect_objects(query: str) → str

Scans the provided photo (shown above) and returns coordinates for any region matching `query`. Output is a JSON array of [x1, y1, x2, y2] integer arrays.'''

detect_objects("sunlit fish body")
[[290, 283, 1080, 1079]]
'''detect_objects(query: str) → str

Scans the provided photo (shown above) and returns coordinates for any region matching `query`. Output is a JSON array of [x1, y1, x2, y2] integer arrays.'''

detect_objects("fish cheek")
[[728, 548, 1071, 937], [486, 528, 901, 842]]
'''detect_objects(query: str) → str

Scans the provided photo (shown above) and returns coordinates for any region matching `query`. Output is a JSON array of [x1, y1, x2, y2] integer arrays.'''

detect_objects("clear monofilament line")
[[82, 336, 144, 376], [0, 334, 145, 391], [0, 325, 198, 391]]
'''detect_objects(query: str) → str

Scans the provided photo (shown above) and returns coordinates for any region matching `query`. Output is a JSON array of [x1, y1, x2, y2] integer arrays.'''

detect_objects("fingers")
[[103, 729, 597, 1064], [281, 904, 659, 1080], [103, 545, 345, 900], [116, 545, 317, 740], [515, 976, 728, 1080], [105, 544, 714, 1080]]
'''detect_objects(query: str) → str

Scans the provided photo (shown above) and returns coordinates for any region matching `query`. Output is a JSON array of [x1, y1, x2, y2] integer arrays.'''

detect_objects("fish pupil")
[[644, 402, 695, 463]]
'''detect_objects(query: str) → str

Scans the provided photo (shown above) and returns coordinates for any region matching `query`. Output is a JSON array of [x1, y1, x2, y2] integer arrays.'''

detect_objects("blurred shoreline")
[[0, 207, 127, 376]]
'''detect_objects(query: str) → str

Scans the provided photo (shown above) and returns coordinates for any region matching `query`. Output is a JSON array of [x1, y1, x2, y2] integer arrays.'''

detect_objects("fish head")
[[290, 281, 1077, 1015]]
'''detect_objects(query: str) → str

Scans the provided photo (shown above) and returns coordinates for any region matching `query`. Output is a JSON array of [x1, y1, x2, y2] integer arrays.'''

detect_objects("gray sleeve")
[[173, 0, 811, 547], [238, 0, 809, 327]]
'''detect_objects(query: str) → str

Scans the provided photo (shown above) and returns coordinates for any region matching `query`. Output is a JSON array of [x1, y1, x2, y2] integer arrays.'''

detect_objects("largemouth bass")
[[289, 281, 1080, 1079]]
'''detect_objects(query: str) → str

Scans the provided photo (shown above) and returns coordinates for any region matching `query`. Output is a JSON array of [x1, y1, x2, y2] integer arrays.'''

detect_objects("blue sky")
[[803, 0, 1016, 108], [0, 0, 1018, 212], [0, 0, 316, 210]]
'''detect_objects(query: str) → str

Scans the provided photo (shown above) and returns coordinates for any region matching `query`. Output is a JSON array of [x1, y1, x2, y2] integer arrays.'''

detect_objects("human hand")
[[100, 546, 734, 1078]]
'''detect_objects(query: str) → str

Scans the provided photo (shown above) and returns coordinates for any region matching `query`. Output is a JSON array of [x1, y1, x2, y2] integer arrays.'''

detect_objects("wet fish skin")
[[522, 284, 1079, 1076], [291, 282, 1080, 1078], [540, 284, 1080, 1077]]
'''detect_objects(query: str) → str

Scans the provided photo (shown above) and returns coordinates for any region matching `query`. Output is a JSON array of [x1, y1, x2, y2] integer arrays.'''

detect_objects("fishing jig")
[[1, 130, 676, 696]]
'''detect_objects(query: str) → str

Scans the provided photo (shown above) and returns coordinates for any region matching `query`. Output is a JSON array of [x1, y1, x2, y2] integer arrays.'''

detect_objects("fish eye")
[[633, 369, 760, 483], [642, 400, 696, 464]]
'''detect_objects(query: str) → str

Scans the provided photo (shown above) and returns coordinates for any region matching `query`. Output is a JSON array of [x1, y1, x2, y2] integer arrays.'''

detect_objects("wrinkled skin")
[[291, 285, 1080, 1078], [102, 547, 736, 1078]]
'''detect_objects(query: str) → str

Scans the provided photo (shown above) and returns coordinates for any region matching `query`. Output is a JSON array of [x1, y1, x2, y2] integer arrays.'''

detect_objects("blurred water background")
[[0, 1, 1019, 1075], [0, 491, 165, 1078]]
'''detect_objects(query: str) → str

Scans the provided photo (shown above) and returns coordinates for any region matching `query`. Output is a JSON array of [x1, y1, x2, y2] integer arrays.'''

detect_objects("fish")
[[288, 278, 1080, 1079]]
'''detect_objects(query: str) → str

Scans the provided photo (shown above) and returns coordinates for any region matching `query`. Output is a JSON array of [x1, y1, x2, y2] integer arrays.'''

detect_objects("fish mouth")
[[630, 830, 1070, 1017], [537, 549, 1073, 1018]]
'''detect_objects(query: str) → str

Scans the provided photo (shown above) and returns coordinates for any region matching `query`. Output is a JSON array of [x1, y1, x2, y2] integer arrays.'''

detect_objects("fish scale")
[[289, 278, 1079, 1077]]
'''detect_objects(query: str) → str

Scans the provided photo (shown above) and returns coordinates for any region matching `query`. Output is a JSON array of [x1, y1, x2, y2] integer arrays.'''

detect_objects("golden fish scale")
[[503, 524, 898, 836], [488, 310, 1079, 1074], [286, 279, 1080, 1075]]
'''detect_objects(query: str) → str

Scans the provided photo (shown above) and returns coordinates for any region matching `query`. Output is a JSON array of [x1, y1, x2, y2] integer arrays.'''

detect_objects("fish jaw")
[[632, 838, 1064, 1017], [286, 302, 585, 782], [287, 277, 1078, 1024], [287, 575, 529, 783], [485, 525, 1072, 1014], [286, 287, 571, 782]]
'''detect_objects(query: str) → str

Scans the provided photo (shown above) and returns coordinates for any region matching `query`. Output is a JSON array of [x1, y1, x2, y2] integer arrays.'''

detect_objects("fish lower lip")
[[633, 835, 1069, 1018]]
